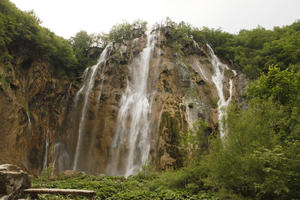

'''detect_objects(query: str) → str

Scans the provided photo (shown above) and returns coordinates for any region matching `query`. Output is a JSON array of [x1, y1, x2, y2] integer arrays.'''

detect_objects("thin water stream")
[[207, 44, 234, 138], [73, 46, 109, 170]]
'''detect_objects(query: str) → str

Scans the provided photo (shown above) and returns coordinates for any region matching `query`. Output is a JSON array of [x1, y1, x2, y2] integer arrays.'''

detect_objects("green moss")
[[159, 112, 184, 168], [203, 87, 211, 95], [160, 112, 180, 143], [211, 97, 218, 109]]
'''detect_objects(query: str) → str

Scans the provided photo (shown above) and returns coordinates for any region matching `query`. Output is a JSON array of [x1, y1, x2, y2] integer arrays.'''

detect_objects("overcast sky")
[[10, 0, 300, 39]]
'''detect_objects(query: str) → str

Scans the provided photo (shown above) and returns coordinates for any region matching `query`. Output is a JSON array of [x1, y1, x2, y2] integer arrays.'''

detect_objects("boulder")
[[0, 164, 30, 199]]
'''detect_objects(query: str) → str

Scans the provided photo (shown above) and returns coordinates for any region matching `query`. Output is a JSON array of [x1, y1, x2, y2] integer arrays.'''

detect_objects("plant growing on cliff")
[[183, 119, 210, 161], [69, 31, 103, 75], [160, 18, 300, 79], [107, 20, 147, 44]]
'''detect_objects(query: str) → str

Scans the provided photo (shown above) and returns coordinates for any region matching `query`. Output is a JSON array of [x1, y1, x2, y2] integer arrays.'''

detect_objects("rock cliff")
[[0, 30, 248, 175], [0, 56, 77, 175]]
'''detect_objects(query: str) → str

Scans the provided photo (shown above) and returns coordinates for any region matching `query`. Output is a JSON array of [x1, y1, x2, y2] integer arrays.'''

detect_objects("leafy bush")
[[0, 0, 77, 76], [159, 18, 300, 79], [69, 31, 103, 75], [201, 65, 300, 199], [31, 173, 218, 200], [107, 20, 147, 44]]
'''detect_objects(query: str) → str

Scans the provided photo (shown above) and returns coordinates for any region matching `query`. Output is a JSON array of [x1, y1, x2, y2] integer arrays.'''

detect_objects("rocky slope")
[[0, 56, 77, 175], [0, 30, 248, 175]]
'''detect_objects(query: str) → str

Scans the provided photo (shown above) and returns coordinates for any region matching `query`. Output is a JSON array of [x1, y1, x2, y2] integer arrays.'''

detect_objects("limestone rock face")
[[0, 164, 30, 199], [0, 58, 77, 175], [0, 31, 249, 176], [57, 32, 248, 174]]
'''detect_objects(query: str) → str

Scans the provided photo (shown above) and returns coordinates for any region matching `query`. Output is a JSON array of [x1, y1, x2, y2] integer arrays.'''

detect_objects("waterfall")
[[195, 59, 209, 81], [86, 59, 109, 173], [53, 142, 70, 172], [73, 46, 109, 171], [207, 44, 233, 138], [42, 131, 49, 170], [107, 32, 156, 177]]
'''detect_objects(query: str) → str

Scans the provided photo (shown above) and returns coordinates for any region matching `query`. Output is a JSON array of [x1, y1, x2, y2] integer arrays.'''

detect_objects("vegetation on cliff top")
[[3, 0, 299, 79], [0, 0, 149, 78], [0, 0, 77, 73], [159, 18, 300, 79]]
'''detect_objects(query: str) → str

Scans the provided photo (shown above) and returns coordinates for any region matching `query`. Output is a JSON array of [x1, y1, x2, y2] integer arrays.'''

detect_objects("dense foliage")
[[106, 20, 147, 44], [204, 65, 300, 199], [0, 0, 77, 74], [160, 66, 300, 200], [160, 18, 300, 79], [69, 31, 103, 75], [156, 19, 300, 199], [32, 169, 218, 200]]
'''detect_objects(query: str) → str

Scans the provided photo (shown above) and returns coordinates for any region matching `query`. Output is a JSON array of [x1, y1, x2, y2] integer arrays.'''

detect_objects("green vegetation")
[[155, 66, 299, 199], [161, 24, 299, 199], [0, 0, 103, 78], [160, 18, 300, 79], [0, 0, 78, 74], [32, 171, 218, 200], [69, 31, 103, 76], [106, 20, 147, 44], [159, 112, 184, 168], [211, 24, 300, 79], [202, 65, 300, 199]]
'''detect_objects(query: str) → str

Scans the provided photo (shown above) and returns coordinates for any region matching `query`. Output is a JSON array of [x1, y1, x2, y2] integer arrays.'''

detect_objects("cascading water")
[[86, 60, 109, 173], [207, 44, 233, 138], [73, 46, 109, 171], [53, 142, 70, 172], [107, 32, 156, 177], [42, 131, 49, 170]]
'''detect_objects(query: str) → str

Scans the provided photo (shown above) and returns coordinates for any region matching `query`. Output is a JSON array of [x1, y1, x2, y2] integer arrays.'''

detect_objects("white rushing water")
[[42, 131, 49, 170], [107, 32, 156, 177], [195, 59, 209, 81], [207, 44, 233, 138], [53, 142, 70, 172], [73, 46, 109, 170]]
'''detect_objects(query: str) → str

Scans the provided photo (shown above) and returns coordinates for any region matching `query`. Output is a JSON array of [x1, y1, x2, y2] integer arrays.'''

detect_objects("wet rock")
[[0, 164, 30, 199]]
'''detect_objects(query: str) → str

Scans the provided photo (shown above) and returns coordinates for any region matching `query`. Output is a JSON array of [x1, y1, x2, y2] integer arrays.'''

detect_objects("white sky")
[[10, 0, 300, 39]]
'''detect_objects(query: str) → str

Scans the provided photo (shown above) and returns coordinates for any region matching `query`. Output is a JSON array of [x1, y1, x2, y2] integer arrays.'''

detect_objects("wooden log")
[[23, 188, 96, 199]]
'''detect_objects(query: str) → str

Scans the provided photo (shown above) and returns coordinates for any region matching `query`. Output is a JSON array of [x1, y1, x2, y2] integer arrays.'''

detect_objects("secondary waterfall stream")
[[42, 131, 49, 170], [73, 46, 109, 171], [207, 44, 234, 138], [107, 32, 156, 177]]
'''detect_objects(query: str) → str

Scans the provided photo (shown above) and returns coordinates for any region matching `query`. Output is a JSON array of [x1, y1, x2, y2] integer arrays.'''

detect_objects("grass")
[[31, 168, 218, 200]]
